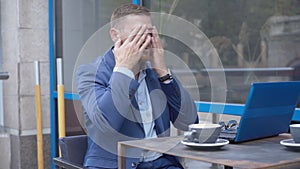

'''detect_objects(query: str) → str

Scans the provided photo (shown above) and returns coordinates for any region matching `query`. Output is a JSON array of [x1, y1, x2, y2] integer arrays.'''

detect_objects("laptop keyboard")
[[218, 120, 238, 141], [219, 129, 238, 141]]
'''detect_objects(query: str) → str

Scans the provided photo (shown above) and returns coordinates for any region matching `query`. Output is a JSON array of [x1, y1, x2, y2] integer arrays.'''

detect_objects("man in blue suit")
[[76, 4, 198, 169]]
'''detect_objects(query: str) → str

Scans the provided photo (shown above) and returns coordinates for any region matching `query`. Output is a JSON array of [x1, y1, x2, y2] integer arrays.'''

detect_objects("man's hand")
[[114, 25, 151, 73], [151, 26, 168, 77]]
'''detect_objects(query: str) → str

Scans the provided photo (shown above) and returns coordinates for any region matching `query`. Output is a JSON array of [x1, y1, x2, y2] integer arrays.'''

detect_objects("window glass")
[[55, 0, 131, 92], [146, 0, 300, 103], [55, 0, 131, 135]]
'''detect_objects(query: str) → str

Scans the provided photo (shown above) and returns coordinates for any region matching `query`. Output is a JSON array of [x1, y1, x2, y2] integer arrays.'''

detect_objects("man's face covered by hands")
[[113, 14, 154, 64], [111, 14, 168, 76]]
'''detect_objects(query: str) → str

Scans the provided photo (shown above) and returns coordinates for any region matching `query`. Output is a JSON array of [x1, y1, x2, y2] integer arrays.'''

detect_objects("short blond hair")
[[111, 4, 150, 28]]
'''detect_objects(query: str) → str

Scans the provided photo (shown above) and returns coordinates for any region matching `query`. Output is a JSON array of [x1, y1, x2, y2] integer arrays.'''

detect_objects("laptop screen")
[[235, 81, 300, 142]]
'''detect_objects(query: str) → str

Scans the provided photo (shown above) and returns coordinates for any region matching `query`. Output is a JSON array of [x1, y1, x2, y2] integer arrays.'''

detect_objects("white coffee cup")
[[184, 123, 222, 143], [290, 124, 300, 143]]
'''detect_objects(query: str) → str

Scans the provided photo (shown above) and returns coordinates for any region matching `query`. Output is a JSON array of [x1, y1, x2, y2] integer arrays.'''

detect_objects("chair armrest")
[[59, 135, 87, 166], [53, 157, 83, 169]]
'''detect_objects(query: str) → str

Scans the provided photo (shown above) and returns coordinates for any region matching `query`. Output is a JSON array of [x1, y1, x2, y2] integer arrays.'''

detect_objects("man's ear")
[[110, 28, 120, 43]]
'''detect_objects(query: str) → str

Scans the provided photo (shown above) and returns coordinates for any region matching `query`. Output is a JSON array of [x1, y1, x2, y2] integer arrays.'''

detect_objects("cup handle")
[[184, 130, 198, 142]]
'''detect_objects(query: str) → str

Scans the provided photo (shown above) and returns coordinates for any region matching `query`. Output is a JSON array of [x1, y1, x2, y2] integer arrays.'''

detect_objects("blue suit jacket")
[[76, 48, 198, 168]]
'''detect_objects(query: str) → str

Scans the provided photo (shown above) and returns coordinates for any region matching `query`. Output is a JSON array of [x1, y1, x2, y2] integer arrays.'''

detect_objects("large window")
[[56, 0, 300, 103], [53, 1, 300, 130], [51, 1, 300, 163]]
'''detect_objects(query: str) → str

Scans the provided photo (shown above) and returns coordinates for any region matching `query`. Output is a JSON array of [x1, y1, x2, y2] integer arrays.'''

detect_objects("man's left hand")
[[151, 26, 168, 77]]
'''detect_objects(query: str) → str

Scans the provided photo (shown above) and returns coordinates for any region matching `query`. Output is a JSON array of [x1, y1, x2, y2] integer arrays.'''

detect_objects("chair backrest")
[[59, 135, 88, 166]]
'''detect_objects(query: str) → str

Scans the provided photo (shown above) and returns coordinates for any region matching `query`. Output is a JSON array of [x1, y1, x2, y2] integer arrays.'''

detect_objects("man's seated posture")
[[76, 4, 198, 169]]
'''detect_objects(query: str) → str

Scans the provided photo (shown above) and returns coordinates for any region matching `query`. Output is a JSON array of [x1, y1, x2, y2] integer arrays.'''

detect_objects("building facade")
[[0, 0, 51, 168]]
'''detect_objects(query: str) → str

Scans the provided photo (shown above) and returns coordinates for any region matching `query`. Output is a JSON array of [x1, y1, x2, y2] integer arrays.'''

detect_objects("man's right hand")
[[113, 25, 152, 72]]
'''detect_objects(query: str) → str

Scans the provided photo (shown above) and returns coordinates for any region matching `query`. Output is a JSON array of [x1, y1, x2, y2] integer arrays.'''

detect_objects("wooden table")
[[118, 134, 300, 169]]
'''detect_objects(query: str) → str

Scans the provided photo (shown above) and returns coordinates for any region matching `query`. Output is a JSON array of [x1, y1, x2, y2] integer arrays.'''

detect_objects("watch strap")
[[158, 73, 173, 82]]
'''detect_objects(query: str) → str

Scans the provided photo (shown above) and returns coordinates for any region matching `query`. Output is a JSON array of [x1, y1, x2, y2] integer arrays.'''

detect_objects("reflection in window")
[[146, 0, 300, 103]]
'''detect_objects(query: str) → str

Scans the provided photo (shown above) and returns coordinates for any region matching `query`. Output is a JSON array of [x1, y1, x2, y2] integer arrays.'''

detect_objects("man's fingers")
[[151, 36, 157, 48], [151, 26, 162, 48], [152, 26, 159, 39], [115, 38, 121, 48], [140, 35, 151, 51], [136, 32, 148, 48], [131, 25, 147, 44], [124, 25, 142, 43]]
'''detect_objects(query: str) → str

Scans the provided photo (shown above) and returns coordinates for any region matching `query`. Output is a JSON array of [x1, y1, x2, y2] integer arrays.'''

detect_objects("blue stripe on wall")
[[132, 0, 140, 5], [195, 101, 300, 121]]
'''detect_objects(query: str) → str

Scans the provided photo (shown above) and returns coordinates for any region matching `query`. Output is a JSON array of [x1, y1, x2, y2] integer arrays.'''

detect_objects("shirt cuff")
[[161, 79, 173, 84], [113, 67, 135, 79]]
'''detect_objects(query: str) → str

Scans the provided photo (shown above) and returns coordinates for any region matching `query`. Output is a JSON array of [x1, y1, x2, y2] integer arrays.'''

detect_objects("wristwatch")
[[158, 72, 173, 82]]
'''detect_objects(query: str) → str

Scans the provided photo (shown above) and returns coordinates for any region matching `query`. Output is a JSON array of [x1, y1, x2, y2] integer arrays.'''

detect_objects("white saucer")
[[280, 139, 300, 150], [181, 139, 229, 150]]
